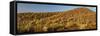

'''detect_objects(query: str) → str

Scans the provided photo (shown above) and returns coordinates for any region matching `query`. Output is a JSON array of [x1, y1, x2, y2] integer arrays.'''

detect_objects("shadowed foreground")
[[17, 8, 96, 33]]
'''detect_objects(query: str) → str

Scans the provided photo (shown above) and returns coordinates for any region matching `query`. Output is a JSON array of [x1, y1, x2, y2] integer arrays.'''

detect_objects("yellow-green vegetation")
[[17, 8, 96, 33]]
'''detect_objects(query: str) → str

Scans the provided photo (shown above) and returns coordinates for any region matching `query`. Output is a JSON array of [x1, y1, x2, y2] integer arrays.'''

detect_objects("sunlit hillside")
[[17, 8, 96, 33]]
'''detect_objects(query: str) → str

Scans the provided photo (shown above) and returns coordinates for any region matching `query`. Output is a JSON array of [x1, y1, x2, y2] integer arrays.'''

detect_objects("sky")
[[17, 3, 96, 13]]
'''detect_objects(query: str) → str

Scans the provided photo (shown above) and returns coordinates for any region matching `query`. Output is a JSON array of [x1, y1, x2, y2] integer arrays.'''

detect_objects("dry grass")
[[17, 8, 96, 33]]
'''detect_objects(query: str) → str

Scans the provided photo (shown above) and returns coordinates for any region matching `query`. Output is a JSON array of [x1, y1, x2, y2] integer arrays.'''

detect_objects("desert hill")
[[17, 8, 96, 33]]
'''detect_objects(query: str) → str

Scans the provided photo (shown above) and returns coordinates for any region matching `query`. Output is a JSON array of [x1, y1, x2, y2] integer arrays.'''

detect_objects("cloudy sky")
[[17, 3, 96, 13]]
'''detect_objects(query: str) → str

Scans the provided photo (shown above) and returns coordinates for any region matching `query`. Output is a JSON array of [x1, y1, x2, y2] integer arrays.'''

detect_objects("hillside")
[[17, 8, 96, 33]]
